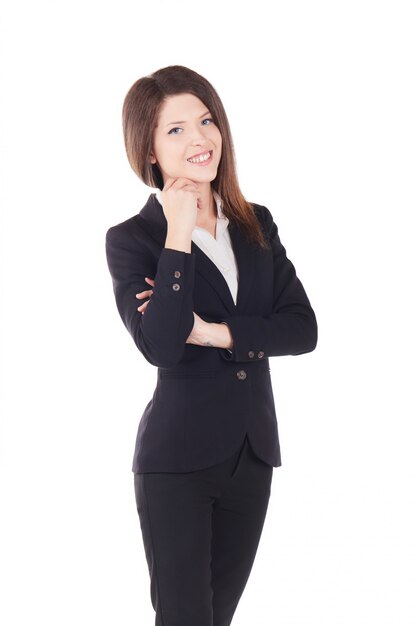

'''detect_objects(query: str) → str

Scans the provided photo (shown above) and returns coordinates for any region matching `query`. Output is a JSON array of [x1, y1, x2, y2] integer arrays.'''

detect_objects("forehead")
[[157, 93, 208, 122]]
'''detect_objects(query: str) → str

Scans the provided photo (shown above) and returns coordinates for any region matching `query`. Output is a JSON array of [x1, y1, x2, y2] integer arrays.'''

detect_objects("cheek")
[[157, 143, 188, 176], [154, 141, 181, 167], [213, 127, 222, 149]]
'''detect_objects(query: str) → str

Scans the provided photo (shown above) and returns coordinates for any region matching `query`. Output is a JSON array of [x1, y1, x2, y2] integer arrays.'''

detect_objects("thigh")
[[134, 471, 215, 626], [211, 438, 274, 626]]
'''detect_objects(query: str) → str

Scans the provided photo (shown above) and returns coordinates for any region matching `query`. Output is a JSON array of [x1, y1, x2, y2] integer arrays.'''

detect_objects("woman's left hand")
[[185, 312, 208, 345]]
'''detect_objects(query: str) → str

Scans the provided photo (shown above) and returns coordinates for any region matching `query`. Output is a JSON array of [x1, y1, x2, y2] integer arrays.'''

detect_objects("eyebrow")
[[164, 110, 211, 128]]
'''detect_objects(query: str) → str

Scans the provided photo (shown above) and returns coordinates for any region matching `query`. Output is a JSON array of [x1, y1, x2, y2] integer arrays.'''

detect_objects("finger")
[[162, 177, 178, 192], [136, 289, 153, 299], [137, 300, 150, 313], [169, 177, 199, 191], [181, 184, 200, 194], [145, 277, 155, 285]]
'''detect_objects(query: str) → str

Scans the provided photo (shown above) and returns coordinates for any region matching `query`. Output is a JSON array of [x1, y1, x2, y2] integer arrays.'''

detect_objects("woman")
[[105, 65, 317, 626]]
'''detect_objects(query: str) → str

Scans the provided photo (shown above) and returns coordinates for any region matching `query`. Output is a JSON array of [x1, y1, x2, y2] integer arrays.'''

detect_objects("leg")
[[211, 437, 274, 626], [134, 471, 215, 626]]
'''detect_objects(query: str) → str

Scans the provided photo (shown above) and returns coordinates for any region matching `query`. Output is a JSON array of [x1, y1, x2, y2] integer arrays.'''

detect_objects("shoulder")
[[106, 194, 157, 247], [106, 214, 139, 246], [249, 202, 276, 236], [105, 213, 157, 268]]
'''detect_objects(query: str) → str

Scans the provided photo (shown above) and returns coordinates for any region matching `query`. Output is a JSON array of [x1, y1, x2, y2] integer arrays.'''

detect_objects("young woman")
[[105, 65, 317, 626]]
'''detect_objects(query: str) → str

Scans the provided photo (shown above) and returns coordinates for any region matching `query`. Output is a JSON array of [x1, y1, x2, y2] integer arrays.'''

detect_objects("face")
[[149, 93, 222, 188]]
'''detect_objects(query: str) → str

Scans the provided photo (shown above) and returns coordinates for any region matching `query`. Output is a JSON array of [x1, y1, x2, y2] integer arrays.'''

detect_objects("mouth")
[[186, 150, 213, 166]]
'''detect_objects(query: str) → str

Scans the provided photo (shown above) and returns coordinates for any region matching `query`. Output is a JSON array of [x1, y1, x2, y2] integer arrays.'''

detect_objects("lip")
[[187, 150, 213, 166]]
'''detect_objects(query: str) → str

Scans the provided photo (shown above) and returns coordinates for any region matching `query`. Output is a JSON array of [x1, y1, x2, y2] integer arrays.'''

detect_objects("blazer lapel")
[[227, 220, 255, 312], [135, 193, 256, 315]]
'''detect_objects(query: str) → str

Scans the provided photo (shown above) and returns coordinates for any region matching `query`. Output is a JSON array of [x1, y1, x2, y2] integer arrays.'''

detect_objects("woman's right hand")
[[160, 177, 200, 236]]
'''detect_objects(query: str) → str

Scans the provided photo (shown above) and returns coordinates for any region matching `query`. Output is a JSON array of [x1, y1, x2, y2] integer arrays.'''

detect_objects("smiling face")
[[149, 93, 222, 189]]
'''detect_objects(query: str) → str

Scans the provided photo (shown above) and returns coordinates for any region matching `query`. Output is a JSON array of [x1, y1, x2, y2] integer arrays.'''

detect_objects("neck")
[[195, 183, 216, 221]]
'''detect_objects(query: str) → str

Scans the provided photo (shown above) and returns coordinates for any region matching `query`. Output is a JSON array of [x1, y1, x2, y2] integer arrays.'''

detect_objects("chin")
[[190, 168, 219, 183], [163, 165, 218, 185], [195, 173, 217, 184]]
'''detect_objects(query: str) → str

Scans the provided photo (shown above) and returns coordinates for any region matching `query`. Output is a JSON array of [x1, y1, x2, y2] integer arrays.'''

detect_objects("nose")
[[190, 122, 207, 144]]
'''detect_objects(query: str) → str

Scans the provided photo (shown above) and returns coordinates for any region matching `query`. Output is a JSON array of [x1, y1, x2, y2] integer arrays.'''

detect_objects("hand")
[[187, 316, 234, 349], [185, 312, 210, 345], [160, 177, 200, 235], [136, 277, 155, 315]]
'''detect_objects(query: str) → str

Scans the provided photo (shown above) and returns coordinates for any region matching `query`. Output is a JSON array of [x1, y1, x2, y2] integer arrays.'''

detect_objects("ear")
[[149, 152, 157, 164]]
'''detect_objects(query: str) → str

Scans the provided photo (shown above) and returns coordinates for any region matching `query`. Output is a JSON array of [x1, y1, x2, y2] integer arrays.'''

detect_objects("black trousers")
[[133, 434, 274, 626]]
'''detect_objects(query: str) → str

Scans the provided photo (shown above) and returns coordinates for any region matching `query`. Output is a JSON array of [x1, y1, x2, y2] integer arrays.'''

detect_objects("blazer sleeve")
[[105, 225, 196, 368], [218, 206, 318, 362]]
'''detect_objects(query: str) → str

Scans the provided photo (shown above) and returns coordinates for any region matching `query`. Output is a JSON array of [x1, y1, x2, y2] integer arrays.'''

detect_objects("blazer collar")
[[135, 193, 256, 314]]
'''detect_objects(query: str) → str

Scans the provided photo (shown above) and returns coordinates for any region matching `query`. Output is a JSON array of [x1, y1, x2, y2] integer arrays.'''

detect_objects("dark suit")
[[105, 193, 317, 474]]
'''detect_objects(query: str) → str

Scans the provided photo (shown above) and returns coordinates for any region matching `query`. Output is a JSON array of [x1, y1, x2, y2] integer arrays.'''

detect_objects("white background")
[[1, 1, 416, 624]]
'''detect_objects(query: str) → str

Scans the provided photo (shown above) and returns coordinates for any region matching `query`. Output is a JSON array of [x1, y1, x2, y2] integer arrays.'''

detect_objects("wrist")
[[219, 322, 234, 350], [203, 322, 233, 349], [165, 229, 192, 253]]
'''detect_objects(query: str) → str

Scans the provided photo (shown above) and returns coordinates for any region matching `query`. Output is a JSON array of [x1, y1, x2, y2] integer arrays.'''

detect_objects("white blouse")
[[154, 188, 239, 305]]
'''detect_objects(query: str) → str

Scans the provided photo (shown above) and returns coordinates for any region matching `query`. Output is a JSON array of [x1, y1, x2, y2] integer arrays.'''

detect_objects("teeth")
[[187, 151, 211, 163]]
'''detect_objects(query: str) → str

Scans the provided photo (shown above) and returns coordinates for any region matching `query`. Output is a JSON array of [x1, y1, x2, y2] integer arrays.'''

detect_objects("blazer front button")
[[172, 283, 181, 291], [248, 350, 254, 358], [237, 369, 247, 380], [174, 270, 181, 278], [257, 351, 264, 358]]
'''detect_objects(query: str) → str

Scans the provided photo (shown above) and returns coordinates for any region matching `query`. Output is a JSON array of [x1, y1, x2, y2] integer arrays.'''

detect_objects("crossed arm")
[[106, 206, 316, 367], [136, 277, 233, 350]]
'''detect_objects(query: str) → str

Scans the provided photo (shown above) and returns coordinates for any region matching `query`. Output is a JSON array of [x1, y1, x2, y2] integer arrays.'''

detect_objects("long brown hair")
[[122, 65, 269, 249]]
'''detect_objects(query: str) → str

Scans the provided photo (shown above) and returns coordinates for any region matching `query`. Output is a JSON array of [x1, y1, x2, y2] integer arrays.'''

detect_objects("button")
[[174, 270, 181, 278], [236, 370, 247, 380], [257, 351, 264, 359], [172, 283, 180, 291], [248, 350, 254, 358]]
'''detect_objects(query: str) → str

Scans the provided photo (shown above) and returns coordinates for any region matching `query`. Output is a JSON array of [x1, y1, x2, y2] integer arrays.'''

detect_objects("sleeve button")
[[172, 283, 181, 291], [257, 351, 264, 358], [174, 270, 181, 278], [248, 351, 254, 358]]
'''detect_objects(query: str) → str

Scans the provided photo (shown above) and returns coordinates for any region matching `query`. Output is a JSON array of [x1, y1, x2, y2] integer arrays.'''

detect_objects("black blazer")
[[105, 193, 317, 473]]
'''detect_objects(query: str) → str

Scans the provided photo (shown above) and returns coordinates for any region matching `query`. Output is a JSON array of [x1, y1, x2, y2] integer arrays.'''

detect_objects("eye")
[[202, 118, 214, 126], [168, 127, 183, 135]]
